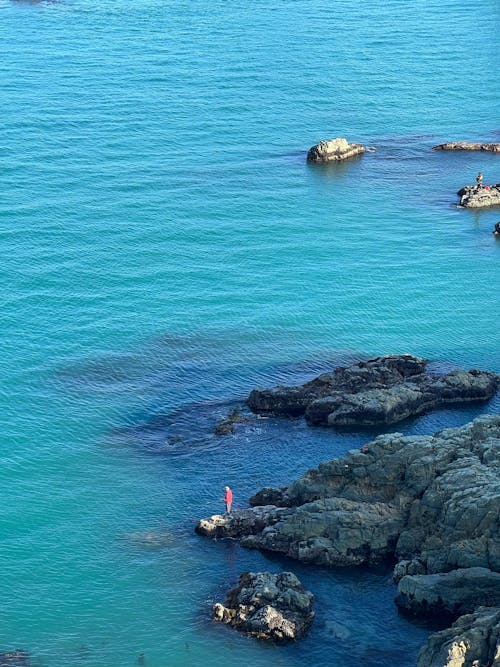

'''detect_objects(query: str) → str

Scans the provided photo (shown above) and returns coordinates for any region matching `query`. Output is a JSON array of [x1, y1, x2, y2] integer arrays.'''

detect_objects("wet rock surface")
[[433, 141, 500, 152], [417, 606, 500, 667], [458, 184, 500, 209], [212, 571, 314, 642], [247, 354, 498, 427], [306, 137, 366, 163], [196, 415, 500, 573], [396, 568, 500, 619]]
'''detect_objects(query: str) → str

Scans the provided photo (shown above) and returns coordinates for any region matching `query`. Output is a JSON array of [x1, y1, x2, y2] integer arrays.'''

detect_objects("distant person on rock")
[[223, 486, 233, 514], [476, 171, 483, 190]]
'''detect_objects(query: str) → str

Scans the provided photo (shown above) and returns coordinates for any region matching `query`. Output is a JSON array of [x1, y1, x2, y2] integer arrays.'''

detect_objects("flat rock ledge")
[[196, 415, 500, 575], [396, 568, 500, 620], [457, 184, 500, 209], [247, 354, 499, 427], [306, 137, 366, 163], [417, 606, 500, 667], [433, 141, 500, 152], [212, 571, 314, 642]]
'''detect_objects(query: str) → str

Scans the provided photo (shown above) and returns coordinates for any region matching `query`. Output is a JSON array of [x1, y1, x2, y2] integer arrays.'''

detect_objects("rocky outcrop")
[[417, 607, 500, 667], [247, 354, 498, 427], [433, 141, 500, 152], [196, 415, 500, 573], [306, 137, 366, 163], [212, 571, 314, 642], [457, 184, 500, 209], [396, 568, 500, 619]]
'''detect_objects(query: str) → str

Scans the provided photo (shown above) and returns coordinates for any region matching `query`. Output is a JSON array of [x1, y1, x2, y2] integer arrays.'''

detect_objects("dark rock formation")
[[249, 486, 289, 507], [306, 137, 366, 163], [212, 571, 314, 642], [433, 141, 500, 152], [247, 354, 498, 427], [417, 606, 500, 667], [393, 558, 426, 583], [214, 408, 250, 436], [396, 568, 500, 619], [494, 222, 500, 236], [457, 184, 500, 209], [196, 415, 500, 573]]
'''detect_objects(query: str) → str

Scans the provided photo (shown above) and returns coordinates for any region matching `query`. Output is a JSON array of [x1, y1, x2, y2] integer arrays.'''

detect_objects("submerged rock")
[[457, 184, 500, 209], [212, 571, 314, 642], [306, 137, 366, 163], [196, 415, 500, 573], [433, 141, 500, 152], [214, 407, 250, 436], [0, 651, 30, 666], [247, 354, 498, 427], [396, 568, 500, 619], [417, 606, 500, 667]]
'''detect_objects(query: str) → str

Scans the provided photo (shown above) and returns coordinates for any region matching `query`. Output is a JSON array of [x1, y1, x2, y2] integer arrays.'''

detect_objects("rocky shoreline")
[[197, 414, 500, 664]]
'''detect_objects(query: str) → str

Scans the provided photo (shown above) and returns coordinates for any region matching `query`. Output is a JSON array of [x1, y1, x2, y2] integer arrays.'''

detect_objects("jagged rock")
[[393, 558, 426, 583], [247, 354, 498, 427], [433, 141, 500, 152], [417, 606, 500, 667], [306, 137, 366, 163], [457, 184, 500, 209], [196, 415, 500, 574], [212, 571, 314, 642], [249, 486, 289, 507], [395, 568, 500, 619]]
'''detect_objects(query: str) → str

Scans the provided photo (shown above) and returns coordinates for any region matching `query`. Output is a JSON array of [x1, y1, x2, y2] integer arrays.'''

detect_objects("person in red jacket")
[[223, 486, 233, 514]]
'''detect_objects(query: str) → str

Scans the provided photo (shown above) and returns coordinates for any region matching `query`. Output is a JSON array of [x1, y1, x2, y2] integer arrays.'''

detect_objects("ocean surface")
[[1, 0, 499, 665]]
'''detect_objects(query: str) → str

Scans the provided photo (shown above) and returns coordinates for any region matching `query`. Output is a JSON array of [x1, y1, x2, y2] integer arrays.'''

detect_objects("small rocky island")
[[457, 183, 500, 209], [433, 141, 500, 152], [212, 571, 314, 642], [247, 354, 498, 427], [306, 137, 366, 163], [197, 414, 500, 666]]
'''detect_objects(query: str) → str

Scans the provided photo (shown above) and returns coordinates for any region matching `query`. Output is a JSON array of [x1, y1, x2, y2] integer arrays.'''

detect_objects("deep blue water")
[[1, 0, 499, 665]]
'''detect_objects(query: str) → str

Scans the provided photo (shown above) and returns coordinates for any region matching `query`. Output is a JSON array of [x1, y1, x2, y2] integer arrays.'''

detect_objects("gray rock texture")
[[396, 568, 500, 619], [417, 606, 500, 667], [196, 415, 500, 574], [458, 184, 500, 209], [433, 141, 500, 152], [306, 137, 366, 163], [247, 354, 498, 427], [212, 571, 314, 642]]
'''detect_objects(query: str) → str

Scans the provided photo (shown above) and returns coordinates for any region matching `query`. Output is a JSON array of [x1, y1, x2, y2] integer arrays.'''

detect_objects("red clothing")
[[224, 488, 233, 504]]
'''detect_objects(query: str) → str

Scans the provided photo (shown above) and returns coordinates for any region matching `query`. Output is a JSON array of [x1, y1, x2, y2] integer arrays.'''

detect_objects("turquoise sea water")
[[1, 0, 499, 665]]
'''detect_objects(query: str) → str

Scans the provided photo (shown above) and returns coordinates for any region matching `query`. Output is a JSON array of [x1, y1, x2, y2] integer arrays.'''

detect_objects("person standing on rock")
[[223, 486, 233, 514], [476, 171, 483, 190]]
